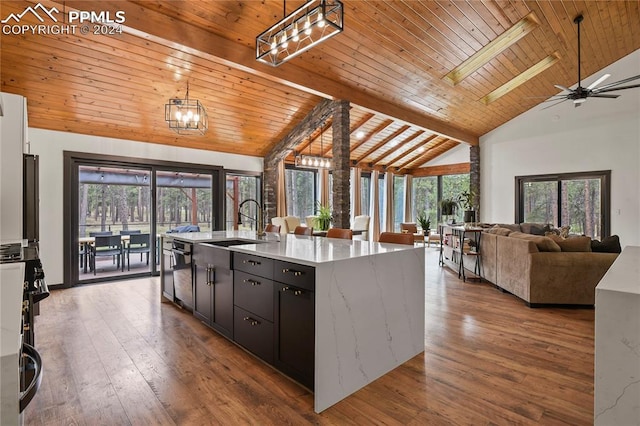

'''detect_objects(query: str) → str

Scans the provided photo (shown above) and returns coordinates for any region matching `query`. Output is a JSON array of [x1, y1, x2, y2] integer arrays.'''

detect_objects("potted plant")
[[314, 202, 332, 231], [457, 189, 476, 224], [439, 198, 458, 224], [416, 211, 431, 234]]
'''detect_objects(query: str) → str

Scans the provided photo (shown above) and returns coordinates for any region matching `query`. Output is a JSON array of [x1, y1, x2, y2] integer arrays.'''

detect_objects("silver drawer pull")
[[243, 316, 260, 326], [282, 268, 303, 276], [282, 286, 290, 292], [294, 290, 303, 296], [243, 259, 261, 266], [243, 279, 261, 286]]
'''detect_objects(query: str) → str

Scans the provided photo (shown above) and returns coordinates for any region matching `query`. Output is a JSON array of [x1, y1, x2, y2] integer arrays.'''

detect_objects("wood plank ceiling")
[[2, 1, 639, 174]]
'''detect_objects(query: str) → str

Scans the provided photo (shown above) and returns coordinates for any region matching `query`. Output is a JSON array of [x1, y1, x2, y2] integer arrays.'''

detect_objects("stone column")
[[331, 100, 351, 229], [470, 145, 480, 222]]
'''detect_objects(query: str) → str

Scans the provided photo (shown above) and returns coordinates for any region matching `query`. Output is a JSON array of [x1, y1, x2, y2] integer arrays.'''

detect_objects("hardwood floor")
[[25, 248, 595, 425]]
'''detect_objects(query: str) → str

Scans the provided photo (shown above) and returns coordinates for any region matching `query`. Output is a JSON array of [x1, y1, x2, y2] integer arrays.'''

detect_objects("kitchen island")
[[161, 231, 425, 413]]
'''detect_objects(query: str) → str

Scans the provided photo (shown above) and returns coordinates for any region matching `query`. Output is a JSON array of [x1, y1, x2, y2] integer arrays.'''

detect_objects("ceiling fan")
[[543, 14, 640, 109]]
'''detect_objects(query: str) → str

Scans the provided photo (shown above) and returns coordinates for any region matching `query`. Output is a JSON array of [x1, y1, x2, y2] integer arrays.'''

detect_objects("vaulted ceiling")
[[2, 1, 639, 174]]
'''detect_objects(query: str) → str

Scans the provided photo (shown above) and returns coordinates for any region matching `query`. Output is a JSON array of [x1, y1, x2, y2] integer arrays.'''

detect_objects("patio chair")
[[127, 233, 150, 271], [91, 235, 123, 275]]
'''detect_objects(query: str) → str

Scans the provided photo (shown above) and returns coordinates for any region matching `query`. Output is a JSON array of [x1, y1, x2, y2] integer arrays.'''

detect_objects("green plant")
[[314, 201, 332, 231], [457, 189, 476, 211], [439, 198, 458, 216], [416, 211, 431, 232]]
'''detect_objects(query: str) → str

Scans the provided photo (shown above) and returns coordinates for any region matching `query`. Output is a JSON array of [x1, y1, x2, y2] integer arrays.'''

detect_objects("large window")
[[412, 176, 437, 224], [285, 167, 316, 218], [226, 173, 261, 230], [360, 173, 371, 216], [516, 171, 610, 239], [393, 175, 405, 231], [442, 173, 470, 224]]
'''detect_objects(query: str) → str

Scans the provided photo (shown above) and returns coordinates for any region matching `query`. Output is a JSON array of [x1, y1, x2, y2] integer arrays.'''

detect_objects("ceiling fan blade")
[[595, 83, 640, 94], [541, 98, 569, 110], [592, 74, 640, 92], [541, 95, 569, 102], [587, 73, 610, 90], [590, 94, 619, 99], [554, 84, 573, 92]]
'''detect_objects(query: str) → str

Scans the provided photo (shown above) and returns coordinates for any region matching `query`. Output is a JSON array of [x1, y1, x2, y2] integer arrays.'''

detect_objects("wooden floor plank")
[[24, 248, 595, 425]]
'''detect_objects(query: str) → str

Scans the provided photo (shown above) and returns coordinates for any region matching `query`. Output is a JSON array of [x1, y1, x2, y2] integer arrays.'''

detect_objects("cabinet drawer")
[[233, 253, 273, 279], [234, 271, 274, 321], [273, 260, 315, 291], [233, 307, 273, 364]]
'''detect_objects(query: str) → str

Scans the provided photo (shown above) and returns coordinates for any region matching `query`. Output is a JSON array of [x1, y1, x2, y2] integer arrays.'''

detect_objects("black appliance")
[[23, 154, 39, 242], [0, 241, 49, 413]]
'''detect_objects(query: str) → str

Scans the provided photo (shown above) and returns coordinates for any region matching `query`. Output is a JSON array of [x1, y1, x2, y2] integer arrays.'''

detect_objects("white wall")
[[480, 49, 640, 247], [28, 128, 263, 285], [425, 143, 469, 166]]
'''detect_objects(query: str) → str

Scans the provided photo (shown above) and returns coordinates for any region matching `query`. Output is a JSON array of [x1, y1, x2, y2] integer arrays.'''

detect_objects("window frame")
[[515, 170, 611, 237]]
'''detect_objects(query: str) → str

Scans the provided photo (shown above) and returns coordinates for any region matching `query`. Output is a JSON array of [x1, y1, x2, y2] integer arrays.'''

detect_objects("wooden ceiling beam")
[[383, 133, 437, 169], [395, 135, 444, 170], [370, 130, 425, 166], [348, 119, 394, 155], [407, 140, 461, 170], [407, 163, 471, 177], [355, 125, 410, 164], [72, 0, 478, 145]]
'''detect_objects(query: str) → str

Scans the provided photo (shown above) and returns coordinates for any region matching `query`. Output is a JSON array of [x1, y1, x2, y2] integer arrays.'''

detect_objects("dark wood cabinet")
[[193, 244, 233, 339], [274, 267, 315, 390], [233, 306, 273, 363]]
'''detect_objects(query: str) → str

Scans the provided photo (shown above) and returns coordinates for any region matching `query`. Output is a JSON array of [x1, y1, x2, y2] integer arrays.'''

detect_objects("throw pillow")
[[486, 226, 512, 236], [557, 235, 592, 252], [508, 231, 562, 252], [591, 235, 622, 253], [495, 223, 522, 232], [520, 223, 551, 236], [559, 225, 571, 238]]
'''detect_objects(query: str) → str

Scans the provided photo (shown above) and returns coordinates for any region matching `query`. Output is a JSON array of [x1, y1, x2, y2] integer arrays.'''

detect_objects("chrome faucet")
[[237, 198, 265, 236]]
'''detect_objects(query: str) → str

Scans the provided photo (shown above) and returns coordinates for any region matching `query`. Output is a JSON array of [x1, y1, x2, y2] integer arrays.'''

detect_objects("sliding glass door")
[[77, 165, 152, 279], [65, 152, 224, 286]]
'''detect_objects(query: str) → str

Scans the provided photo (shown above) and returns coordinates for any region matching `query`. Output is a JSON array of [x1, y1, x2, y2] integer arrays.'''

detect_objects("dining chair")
[[91, 235, 124, 274], [294, 226, 313, 235], [270, 217, 289, 234], [284, 216, 301, 232], [401, 222, 425, 245], [353, 215, 370, 240], [326, 228, 353, 240], [379, 232, 414, 245], [265, 224, 281, 233], [89, 231, 113, 237], [127, 233, 151, 271]]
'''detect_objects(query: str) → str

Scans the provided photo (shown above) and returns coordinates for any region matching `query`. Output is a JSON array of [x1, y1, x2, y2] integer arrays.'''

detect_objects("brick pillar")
[[331, 100, 350, 229], [263, 157, 278, 222], [470, 145, 480, 222]]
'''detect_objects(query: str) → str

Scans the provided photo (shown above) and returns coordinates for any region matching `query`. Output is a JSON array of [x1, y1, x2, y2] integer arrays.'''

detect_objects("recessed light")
[[356, 131, 365, 139]]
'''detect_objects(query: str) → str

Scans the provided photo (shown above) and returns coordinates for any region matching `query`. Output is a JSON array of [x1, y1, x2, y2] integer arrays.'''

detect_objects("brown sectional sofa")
[[478, 226, 618, 307]]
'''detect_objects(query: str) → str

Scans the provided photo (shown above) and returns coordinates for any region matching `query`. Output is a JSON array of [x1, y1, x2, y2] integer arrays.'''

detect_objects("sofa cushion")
[[547, 234, 592, 252], [495, 223, 522, 232], [486, 226, 512, 236], [591, 235, 622, 253], [520, 223, 551, 236], [509, 231, 561, 252]]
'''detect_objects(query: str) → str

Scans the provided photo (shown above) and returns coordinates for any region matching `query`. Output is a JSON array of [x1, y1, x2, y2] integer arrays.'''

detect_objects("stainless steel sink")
[[206, 239, 265, 247]]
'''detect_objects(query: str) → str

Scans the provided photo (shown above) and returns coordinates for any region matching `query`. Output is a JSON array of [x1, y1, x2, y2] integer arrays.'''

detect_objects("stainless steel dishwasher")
[[171, 239, 193, 311]]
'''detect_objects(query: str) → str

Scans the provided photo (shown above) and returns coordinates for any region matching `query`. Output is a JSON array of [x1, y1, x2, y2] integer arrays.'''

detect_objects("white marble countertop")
[[596, 245, 640, 295], [162, 230, 421, 266]]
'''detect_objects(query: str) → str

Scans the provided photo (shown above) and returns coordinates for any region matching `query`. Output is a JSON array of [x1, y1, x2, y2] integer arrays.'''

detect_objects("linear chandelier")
[[295, 127, 332, 169], [164, 82, 208, 135], [256, 0, 344, 67]]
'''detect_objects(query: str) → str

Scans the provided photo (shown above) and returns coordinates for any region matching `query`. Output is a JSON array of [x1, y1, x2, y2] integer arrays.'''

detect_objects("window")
[[412, 176, 437, 224], [442, 173, 470, 224], [226, 173, 261, 230], [285, 167, 317, 218], [360, 172, 371, 216], [393, 175, 405, 231], [516, 171, 610, 239]]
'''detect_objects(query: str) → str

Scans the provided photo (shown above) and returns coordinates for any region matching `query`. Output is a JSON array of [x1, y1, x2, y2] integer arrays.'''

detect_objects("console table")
[[439, 225, 483, 282]]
